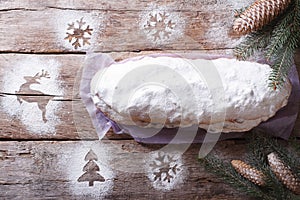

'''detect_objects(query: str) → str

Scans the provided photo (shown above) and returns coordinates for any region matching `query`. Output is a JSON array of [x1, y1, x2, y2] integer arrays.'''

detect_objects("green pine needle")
[[200, 130, 300, 200], [234, 0, 300, 89], [246, 133, 299, 199], [234, 29, 272, 60], [200, 155, 268, 199]]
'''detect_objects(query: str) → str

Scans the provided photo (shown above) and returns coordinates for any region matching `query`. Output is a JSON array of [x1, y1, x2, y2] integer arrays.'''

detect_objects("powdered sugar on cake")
[[91, 56, 291, 132]]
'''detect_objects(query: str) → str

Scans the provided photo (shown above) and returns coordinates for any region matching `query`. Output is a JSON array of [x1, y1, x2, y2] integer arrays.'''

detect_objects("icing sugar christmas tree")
[[78, 149, 105, 186]]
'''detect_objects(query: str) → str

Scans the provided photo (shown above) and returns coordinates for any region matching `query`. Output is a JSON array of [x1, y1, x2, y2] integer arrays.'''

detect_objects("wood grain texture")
[[0, 0, 251, 11], [0, 140, 252, 200], [0, 54, 88, 139], [0, 8, 241, 52]]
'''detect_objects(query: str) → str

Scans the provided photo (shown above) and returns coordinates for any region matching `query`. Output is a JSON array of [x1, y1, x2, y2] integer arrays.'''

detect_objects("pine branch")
[[233, 1, 282, 60], [265, 0, 300, 89], [200, 131, 300, 199], [248, 132, 300, 180], [200, 155, 271, 199], [234, 0, 300, 89], [289, 137, 300, 150], [246, 134, 294, 199], [234, 25, 273, 60], [267, 138, 300, 182], [268, 43, 296, 89], [265, 6, 295, 60]]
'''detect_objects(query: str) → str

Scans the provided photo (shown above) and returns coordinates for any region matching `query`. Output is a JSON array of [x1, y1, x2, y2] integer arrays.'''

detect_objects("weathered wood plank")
[[0, 8, 241, 52], [0, 140, 252, 199], [0, 98, 89, 139], [0, 54, 84, 99], [0, 94, 129, 140], [0, 54, 90, 139], [0, 0, 251, 12]]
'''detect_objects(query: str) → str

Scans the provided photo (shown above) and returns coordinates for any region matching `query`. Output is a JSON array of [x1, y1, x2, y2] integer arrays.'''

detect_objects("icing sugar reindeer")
[[15, 70, 53, 122]]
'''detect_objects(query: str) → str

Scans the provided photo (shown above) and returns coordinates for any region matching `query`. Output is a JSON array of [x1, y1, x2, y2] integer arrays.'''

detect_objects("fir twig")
[[200, 131, 300, 199], [246, 133, 295, 199], [234, 0, 300, 89], [266, 0, 300, 89], [234, 28, 272, 60], [289, 137, 300, 178], [265, 6, 295, 60], [200, 155, 269, 199], [268, 45, 295, 89]]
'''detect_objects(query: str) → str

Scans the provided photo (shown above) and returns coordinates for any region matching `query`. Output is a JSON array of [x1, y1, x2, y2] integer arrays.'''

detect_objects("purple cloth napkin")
[[80, 53, 300, 144]]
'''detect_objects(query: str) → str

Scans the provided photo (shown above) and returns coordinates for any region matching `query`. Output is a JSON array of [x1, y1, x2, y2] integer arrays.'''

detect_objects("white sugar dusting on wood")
[[65, 142, 115, 198], [0, 57, 64, 134], [203, 0, 250, 48], [146, 152, 187, 191], [53, 11, 105, 51], [139, 3, 186, 45], [231, 0, 252, 10]]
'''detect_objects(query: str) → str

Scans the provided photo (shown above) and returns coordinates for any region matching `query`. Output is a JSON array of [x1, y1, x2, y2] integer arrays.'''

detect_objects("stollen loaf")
[[90, 56, 291, 133]]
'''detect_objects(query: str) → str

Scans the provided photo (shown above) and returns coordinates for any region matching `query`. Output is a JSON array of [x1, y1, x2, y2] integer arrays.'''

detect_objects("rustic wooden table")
[[0, 0, 299, 199]]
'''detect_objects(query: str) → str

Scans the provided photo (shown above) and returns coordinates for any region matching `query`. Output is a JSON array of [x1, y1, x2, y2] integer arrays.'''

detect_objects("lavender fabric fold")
[[80, 53, 300, 143]]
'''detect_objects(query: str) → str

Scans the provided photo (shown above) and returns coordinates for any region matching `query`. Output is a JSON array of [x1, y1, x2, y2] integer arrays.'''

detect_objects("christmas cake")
[[90, 56, 291, 133]]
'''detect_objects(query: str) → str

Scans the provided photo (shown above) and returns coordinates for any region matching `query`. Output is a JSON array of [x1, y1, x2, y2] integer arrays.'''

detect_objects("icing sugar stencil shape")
[[15, 70, 52, 123], [54, 11, 105, 50], [65, 17, 93, 50], [66, 145, 114, 198], [78, 149, 105, 186], [140, 4, 185, 45], [1, 57, 64, 134], [146, 152, 187, 191]]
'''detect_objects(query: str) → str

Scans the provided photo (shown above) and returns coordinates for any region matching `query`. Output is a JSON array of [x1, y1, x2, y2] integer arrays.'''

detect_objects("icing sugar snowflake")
[[140, 6, 185, 45], [149, 152, 181, 183], [64, 18, 93, 49], [144, 12, 176, 42], [147, 151, 186, 191]]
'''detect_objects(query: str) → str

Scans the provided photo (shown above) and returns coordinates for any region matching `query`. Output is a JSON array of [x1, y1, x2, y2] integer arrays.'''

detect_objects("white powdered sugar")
[[231, 0, 252, 10], [91, 56, 291, 132], [64, 142, 115, 198], [53, 10, 105, 51], [139, 3, 186, 45], [0, 57, 64, 134], [146, 152, 187, 191], [204, 0, 252, 48]]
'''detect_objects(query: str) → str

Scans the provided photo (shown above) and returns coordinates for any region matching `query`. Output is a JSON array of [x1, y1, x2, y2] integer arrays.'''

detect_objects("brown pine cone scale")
[[231, 160, 266, 186], [267, 152, 300, 194], [233, 0, 291, 34]]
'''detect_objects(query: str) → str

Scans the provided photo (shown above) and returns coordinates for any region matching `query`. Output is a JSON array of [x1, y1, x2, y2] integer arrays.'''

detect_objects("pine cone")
[[267, 152, 300, 194], [233, 0, 291, 34], [231, 160, 266, 186]]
